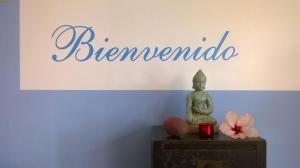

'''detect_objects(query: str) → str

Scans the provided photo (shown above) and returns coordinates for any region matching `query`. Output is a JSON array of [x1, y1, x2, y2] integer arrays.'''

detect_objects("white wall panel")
[[20, 0, 300, 90]]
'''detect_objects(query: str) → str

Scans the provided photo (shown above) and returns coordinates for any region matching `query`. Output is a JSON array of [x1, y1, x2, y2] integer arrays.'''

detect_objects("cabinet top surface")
[[152, 126, 266, 143]]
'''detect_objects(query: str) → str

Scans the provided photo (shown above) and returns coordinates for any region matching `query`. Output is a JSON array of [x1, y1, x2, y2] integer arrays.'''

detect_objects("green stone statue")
[[186, 70, 217, 132]]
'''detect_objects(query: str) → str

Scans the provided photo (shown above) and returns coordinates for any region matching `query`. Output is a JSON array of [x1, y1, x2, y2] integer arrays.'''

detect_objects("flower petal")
[[237, 113, 254, 127], [219, 122, 234, 137], [225, 111, 239, 127], [237, 133, 246, 139], [231, 134, 240, 139], [243, 127, 259, 138]]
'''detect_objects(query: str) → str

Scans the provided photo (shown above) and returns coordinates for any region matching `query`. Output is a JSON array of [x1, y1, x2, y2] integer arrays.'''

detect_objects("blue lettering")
[[221, 46, 238, 60], [51, 26, 238, 63], [144, 47, 159, 61], [171, 47, 191, 61], [95, 47, 105, 61], [119, 47, 138, 61], [51, 25, 76, 62], [74, 27, 95, 61], [104, 47, 119, 61], [159, 47, 172, 61], [51, 25, 95, 62], [201, 31, 229, 61]]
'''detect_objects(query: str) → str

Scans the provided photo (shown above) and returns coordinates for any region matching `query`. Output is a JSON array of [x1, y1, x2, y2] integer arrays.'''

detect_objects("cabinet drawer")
[[152, 126, 266, 168], [158, 149, 257, 168]]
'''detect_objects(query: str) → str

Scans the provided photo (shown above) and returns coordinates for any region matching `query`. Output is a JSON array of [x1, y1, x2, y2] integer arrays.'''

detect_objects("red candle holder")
[[198, 123, 214, 138]]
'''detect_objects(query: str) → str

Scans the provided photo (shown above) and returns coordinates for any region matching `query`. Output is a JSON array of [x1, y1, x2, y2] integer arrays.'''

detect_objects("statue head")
[[192, 70, 206, 91]]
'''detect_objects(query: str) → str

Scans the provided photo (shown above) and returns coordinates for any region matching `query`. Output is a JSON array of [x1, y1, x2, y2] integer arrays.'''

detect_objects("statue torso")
[[192, 91, 208, 105], [191, 91, 210, 113]]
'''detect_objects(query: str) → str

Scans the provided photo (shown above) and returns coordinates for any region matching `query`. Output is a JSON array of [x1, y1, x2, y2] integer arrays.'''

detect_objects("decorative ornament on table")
[[219, 111, 259, 139], [163, 116, 190, 138], [186, 70, 217, 133]]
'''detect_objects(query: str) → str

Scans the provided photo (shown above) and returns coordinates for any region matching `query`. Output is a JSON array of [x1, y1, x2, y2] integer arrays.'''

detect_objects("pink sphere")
[[163, 117, 190, 137]]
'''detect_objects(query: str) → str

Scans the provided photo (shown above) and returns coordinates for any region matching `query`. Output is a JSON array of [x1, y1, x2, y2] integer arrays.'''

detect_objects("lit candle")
[[199, 123, 214, 138]]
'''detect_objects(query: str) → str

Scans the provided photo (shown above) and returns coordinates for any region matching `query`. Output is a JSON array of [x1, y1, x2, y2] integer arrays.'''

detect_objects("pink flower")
[[219, 111, 259, 139]]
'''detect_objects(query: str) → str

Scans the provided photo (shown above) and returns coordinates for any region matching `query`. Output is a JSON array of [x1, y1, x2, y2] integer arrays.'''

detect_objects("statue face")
[[193, 79, 206, 91]]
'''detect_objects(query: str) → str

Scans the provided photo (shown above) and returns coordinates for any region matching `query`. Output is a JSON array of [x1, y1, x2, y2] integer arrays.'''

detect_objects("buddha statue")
[[186, 70, 217, 133]]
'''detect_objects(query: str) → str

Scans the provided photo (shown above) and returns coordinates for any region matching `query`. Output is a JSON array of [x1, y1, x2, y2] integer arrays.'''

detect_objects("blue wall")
[[0, 1, 299, 168]]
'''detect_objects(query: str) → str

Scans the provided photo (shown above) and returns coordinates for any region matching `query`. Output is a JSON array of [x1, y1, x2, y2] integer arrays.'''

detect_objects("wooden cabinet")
[[152, 126, 266, 168]]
